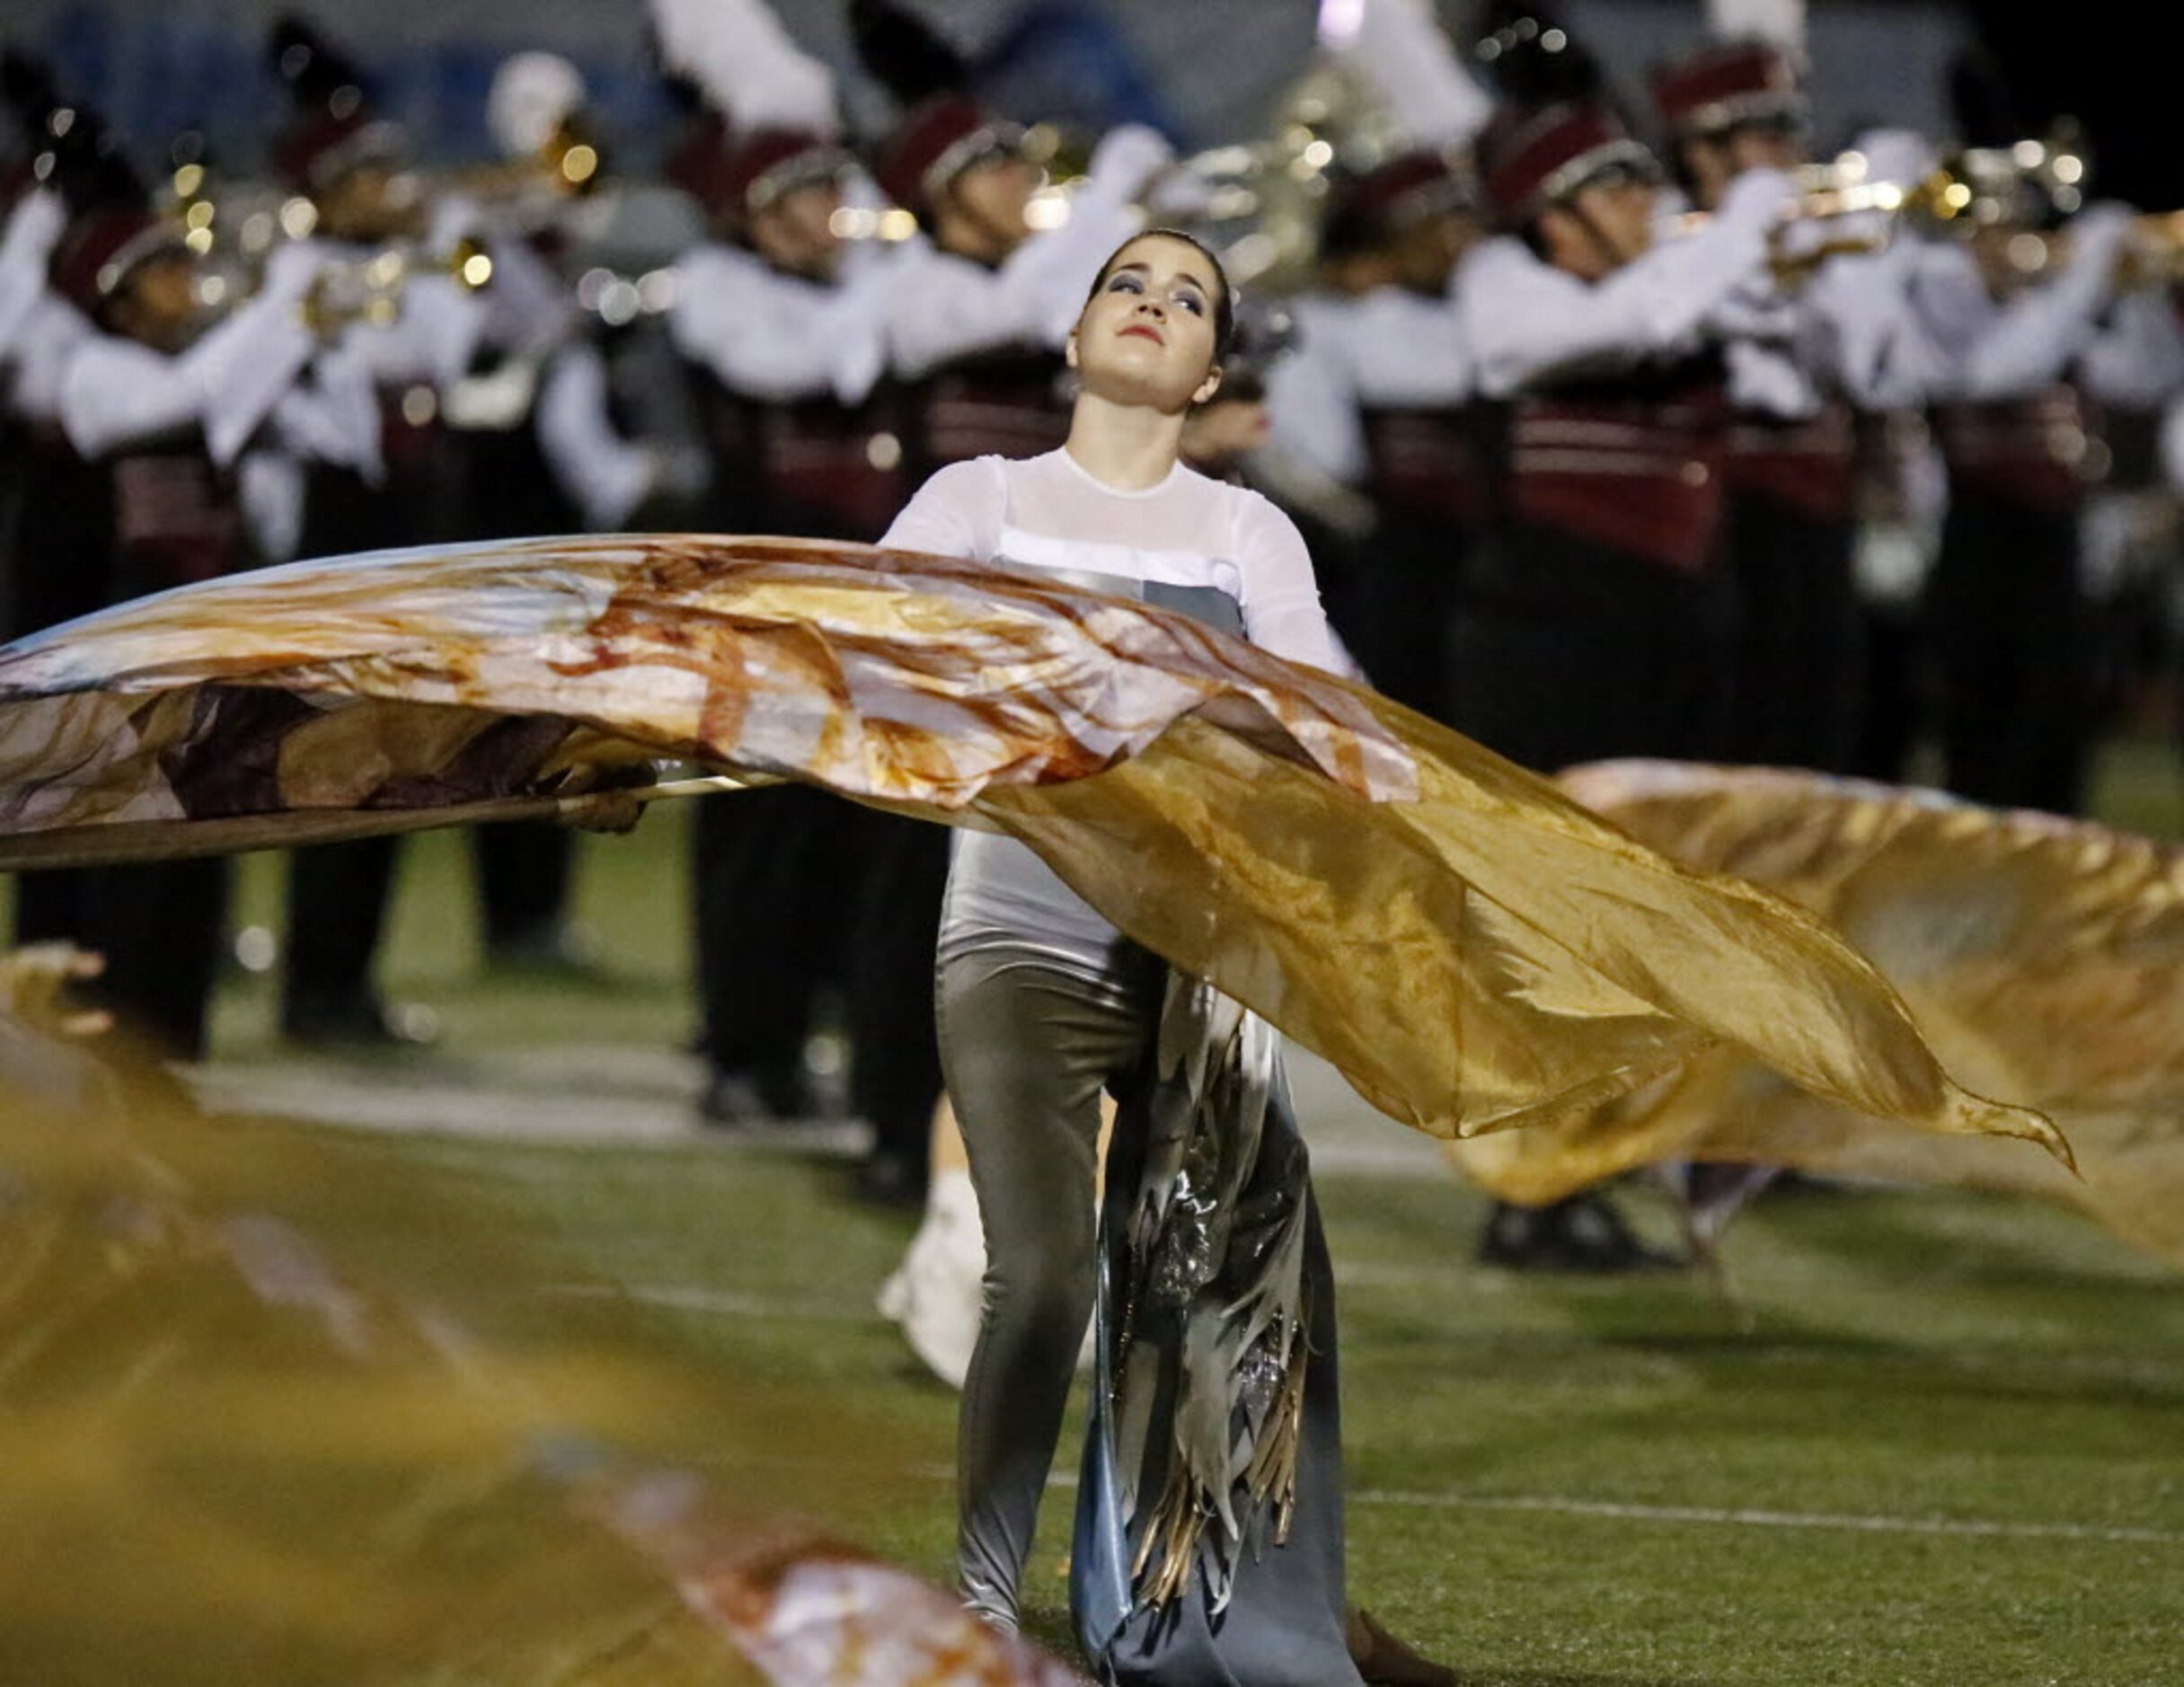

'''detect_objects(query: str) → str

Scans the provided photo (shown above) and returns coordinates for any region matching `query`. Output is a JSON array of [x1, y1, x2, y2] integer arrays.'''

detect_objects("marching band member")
[[3, 74, 135, 950], [1451, 94, 1789, 1269], [47, 196, 327, 1054], [1908, 149, 2184, 814], [1652, 39, 1904, 773], [1454, 96, 1786, 778], [670, 122, 942, 1195], [263, 20, 488, 1047], [1265, 148, 1485, 723]]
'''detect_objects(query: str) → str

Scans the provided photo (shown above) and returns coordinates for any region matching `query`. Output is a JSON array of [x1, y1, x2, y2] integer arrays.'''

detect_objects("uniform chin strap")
[[1563, 195, 1638, 278]]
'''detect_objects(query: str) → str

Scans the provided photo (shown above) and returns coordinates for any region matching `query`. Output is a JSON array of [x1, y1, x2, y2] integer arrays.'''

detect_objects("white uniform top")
[[882, 446, 1342, 981], [671, 237, 895, 405], [57, 250, 323, 464], [1455, 166, 1791, 396], [880, 124, 1172, 380], [1265, 284, 1474, 484], [1910, 212, 2184, 408], [4, 290, 92, 428], [0, 191, 66, 386]]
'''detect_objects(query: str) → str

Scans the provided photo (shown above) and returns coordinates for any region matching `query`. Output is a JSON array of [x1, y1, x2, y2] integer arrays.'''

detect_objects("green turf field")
[[71, 738, 2184, 1682]]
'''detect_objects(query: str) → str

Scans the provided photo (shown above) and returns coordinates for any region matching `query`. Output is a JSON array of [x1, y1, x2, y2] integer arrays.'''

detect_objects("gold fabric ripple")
[[1452, 761, 2180, 1263]]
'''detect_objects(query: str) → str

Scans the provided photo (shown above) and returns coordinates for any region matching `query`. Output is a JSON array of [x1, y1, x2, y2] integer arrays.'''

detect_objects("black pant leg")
[[847, 810, 949, 1175], [691, 788, 834, 1085], [1727, 496, 1864, 772], [472, 820, 576, 954], [11, 868, 96, 947], [282, 836, 398, 1020], [87, 855, 230, 1059], [1931, 499, 2089, 813]]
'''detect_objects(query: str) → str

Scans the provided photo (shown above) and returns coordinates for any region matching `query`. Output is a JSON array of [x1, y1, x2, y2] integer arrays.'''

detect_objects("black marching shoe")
[[280, 994, 441, 1051], [1477, 1194, 1684, 1274], [697, 1065, 816, 1127]]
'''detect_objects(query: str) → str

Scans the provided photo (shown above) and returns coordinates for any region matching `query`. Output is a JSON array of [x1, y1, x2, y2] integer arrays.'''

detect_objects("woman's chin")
[[1077, 369, 1197, 414]]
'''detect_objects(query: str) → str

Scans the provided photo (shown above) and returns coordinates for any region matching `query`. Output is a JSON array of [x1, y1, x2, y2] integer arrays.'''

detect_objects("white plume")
[[1325, 0, 1492, 150], [649, 0, 840, 134], [1707, 0, 1807, 50]]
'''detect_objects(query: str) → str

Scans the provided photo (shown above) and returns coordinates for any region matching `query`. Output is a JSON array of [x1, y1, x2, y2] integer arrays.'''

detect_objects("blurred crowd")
[[4, 0, 2180, 1227]]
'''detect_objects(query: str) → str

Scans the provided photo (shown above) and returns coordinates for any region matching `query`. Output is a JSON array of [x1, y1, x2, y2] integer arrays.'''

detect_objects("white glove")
[[1084, 123, 1175, 204]]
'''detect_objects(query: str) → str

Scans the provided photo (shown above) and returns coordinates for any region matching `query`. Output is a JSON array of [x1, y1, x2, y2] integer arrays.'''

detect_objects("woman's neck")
[[1063, 390, 1188, 492]]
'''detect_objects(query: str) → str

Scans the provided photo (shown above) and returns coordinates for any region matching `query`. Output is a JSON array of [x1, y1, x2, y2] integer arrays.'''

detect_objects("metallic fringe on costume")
[[1108, 976, 1314, 1615]]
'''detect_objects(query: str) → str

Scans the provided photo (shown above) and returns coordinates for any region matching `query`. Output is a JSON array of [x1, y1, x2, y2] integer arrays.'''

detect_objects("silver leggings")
[[937, 939, 1163, 1628]]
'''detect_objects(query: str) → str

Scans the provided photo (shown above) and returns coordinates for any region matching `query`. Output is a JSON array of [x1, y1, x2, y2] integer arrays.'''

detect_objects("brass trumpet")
[[1664, 152, 1967, 286], [300, 237, 495, 333]]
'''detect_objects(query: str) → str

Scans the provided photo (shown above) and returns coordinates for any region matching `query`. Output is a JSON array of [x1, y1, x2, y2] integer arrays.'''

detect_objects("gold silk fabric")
[[0, 536, 2062, 1161], [1452, 761, 2182, 1265]]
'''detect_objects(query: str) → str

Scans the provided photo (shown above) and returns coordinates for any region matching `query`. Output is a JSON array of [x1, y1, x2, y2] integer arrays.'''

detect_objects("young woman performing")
[[881, 230, 1423, 1686]]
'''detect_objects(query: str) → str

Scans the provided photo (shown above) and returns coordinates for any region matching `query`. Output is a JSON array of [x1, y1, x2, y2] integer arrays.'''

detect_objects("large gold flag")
[[0, 536, 2064, 1161]]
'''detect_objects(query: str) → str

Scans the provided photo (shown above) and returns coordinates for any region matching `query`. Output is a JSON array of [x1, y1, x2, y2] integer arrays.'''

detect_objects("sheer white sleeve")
[[880, 457, 1008, 560], [1232, 490, 1348, 676]]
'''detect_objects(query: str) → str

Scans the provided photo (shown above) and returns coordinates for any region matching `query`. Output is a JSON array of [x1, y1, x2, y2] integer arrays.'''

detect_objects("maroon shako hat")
[[873, 93, 1022, 220], [49, 202, 186, 317], [1479, 101, 1658, 228], [1649, 40, 1807, 141]]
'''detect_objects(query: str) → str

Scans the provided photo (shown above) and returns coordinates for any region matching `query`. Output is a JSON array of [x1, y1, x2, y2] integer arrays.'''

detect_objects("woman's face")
[[1068, 234, 1225, 414]]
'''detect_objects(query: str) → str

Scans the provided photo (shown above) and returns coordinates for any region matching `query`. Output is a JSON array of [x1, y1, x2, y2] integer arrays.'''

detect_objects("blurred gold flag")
[[0, 1007, 1083, 1684]]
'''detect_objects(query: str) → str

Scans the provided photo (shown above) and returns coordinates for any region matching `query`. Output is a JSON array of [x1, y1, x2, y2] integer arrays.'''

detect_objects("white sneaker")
[[878, 1168, 987, 1389]]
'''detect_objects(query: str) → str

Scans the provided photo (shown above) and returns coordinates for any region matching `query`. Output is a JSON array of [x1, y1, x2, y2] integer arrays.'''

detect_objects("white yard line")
[[1346, 1488, 2184, 1546], [874, 1464, 2181, 1545]]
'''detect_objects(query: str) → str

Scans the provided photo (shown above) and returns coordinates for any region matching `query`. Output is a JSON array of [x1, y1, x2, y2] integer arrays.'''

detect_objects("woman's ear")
[[1064, 330, 1079, 370], [1191, 364, 1224, 407]]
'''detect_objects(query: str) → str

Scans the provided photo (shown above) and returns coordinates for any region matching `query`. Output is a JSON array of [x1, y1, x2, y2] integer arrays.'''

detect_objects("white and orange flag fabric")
[[0, 535, 2065, 1161]]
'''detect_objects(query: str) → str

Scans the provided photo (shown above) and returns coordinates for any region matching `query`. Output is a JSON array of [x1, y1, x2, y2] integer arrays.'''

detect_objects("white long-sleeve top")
[[1456, 167, 1791, 397], [270, 235, 489, 394], [1266, 284, 1474, 484], [57, 252, 325, 464], [881, 446, 1345, 676], [4, 291, 92, 428], [0, 190, 66, 377], [1911, 213, 2184, 409], [886, 445, 1346, 978], [670, 238, 893, 404], [535, 339, 662, 529], [883, 124, 1171, 381]]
